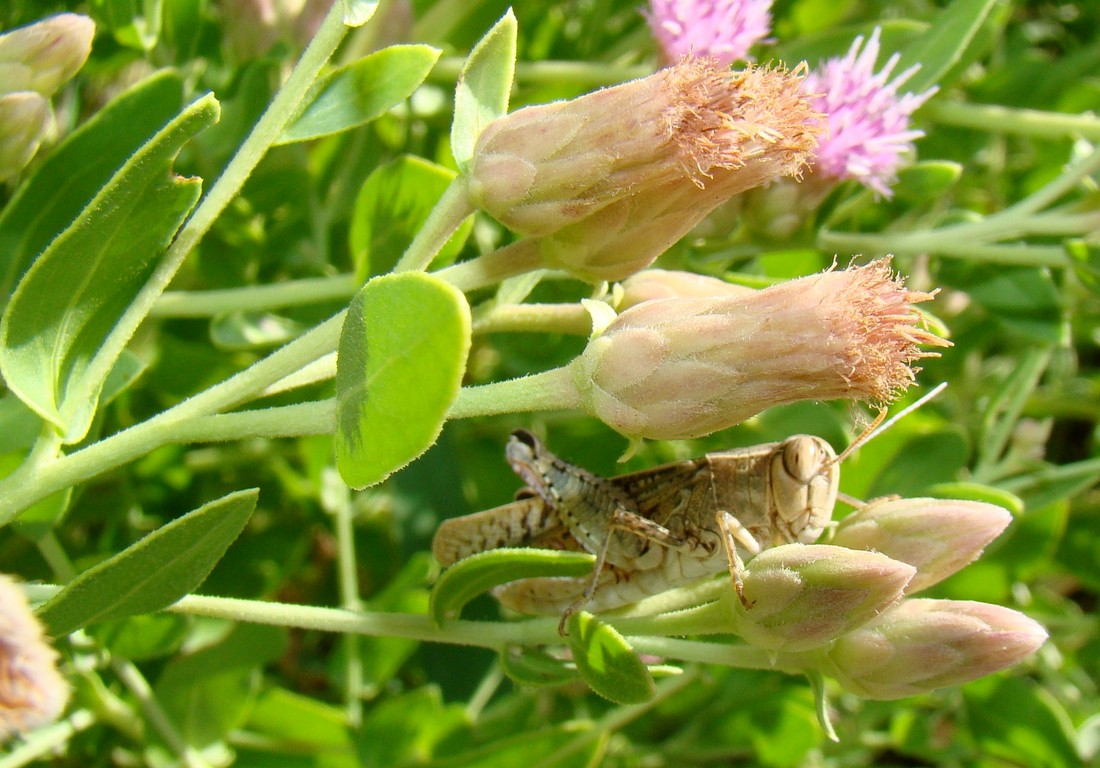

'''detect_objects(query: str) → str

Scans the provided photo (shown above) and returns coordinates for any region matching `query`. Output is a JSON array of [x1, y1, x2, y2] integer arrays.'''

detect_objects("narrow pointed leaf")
[[279, 44, 441, 144], [450, 9, 516, 170], [0, 70, 185, 303], [499, 646, 578, 688], [335, 272, 471, 488], [897, 0, 1000, 94], [0, 93, 219, 443], [37, 489, 257, 637], [430, 548, 595, 625], [567, 611, 655, 705]]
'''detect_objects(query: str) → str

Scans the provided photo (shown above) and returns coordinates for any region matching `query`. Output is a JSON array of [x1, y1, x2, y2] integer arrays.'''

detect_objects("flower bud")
[[467, 58, 819, 277], [0, 575, 69, 740], [618, 269, 755, 309], [822, 599, 1047, 700], [573, 259, 947, 440], [0, 14, 94, 97], [833, 498, 1012, 594], [0, 91, 49, 182], [730, 544, 914, 652]]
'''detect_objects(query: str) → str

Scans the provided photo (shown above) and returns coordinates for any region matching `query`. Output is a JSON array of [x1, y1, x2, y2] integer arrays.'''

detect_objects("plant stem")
[[328, 475, 364, 726], [428, 56, 648, 89], [449, 365, 582, 419], [0, 710, 96, 768], [0, 317, 342, 524], [151, 275, 358, 317], [393, 177, 475, 272], [434, 240, 545, 292], [473, 302, 592, 336], [925, 100, 1100, 141]]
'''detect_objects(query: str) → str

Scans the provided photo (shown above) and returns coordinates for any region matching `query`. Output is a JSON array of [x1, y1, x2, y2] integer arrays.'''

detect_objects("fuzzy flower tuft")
[[573, 259, 947, 440], [0, 575, 69, 741], [802, 28, 936, 197], [467, 59, 820, 280], [645, 0, 772, 67]]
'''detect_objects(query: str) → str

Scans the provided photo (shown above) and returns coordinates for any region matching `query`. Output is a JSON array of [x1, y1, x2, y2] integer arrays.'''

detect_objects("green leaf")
[[0, 94, 219, 444], [450, 9, 517, 171], [335, 272, 471, 488], [424, 724, 604, 768], [155, 622, 287, 748], [37, 489, 257, 637], [357, 686, 467, 768], [280, 44, 441, 144], [867, 430, 970, 499], [246, 686, 355, 758], [342, 0, 380, 27], [567, 611, 655, 705], [0, 70, 185, 305], [895, 161, 964, 203], [964, 676, 1080, 768], [499, 646, 578, 688], [210, 311, 305, 350], [925, 482, 1024, 515], [430, 548, 596, 625], [350, 156, 473, 279], [897, 0, 1001, 95]]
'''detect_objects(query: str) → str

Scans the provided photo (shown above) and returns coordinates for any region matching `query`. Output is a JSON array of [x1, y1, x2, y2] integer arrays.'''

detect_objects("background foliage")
[[1, 0, 1098, 766]]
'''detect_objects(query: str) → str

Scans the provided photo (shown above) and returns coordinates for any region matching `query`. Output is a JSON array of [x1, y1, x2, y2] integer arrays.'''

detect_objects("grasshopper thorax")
[[769, 435, 839, 545]]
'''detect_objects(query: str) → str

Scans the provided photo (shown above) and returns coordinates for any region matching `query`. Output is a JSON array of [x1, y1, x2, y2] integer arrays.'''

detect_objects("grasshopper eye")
[[780, 436, 829, 484], [506, 429, 541, 465]]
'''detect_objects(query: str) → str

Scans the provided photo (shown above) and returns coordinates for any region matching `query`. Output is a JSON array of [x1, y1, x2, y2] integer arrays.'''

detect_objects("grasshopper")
[[432, 429, 846, 630]]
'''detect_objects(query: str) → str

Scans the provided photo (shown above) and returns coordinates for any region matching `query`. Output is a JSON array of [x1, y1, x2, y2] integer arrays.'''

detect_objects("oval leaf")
[[429, 548, 596, 625], [335, 272, 471, 488], [350, 156, 472, 279], [567, 611, 655, 705], [280, 44, 441, 144], [37, 489, 257, 637], [499, 645, 578, 688], [450, 9, 516, 170], [0, 93, 220, 444]]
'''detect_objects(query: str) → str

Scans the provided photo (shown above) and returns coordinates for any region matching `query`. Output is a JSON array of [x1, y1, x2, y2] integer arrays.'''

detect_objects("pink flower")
[[644, 0, 772, 67], [802, 28, 936, 197]]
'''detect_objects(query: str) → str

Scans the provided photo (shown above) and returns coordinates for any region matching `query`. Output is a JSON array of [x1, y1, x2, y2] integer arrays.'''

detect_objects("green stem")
[[330, 483, 364, 726], [110, 656, 211, 768], [973, 346, 1052, 482], [433, 240, 545, 292], [473, 302, 592, 336], [151, 275, 358, 318], [925, 100, 1100, 141], [0, 710, 96, 768], [0, 315, 341, 525], [449, 365, 582, 419], [393, 178, 475, 272], [818, 231, 1073, 267]]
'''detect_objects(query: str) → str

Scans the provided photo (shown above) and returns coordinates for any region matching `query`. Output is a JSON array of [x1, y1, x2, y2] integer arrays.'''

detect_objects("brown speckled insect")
[[432, 429, 843, 632]]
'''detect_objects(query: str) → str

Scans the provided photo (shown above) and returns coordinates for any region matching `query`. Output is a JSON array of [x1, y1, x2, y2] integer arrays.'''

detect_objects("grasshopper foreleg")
[[716, 510, 762, 608]]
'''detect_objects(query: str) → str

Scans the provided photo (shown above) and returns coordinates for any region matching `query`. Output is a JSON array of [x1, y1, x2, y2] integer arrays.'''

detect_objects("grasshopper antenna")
[[830, 382, 949, 467]]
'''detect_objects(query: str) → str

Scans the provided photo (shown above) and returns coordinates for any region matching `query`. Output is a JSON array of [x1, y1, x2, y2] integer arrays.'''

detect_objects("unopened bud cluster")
[[0, 13, 94, 182], [727, 497, 1045, 699]]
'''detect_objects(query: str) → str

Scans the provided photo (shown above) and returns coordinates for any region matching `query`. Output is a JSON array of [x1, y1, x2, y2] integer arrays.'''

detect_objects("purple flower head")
[[803, 28, 937, 197], [645, 0, 773, 67]]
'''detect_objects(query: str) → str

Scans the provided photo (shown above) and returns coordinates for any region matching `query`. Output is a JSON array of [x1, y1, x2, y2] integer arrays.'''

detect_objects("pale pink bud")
[[0, 575, 69, 740], [823, 599, 1047, 700], [0, 91, 49, 182], [833, 498, 1012, 594], [0, 14, 94, 97], [467, 59, 820, 273], [573, 259, 947, 440], [731, 544, 915, 652], [618, 269, 755, 309]]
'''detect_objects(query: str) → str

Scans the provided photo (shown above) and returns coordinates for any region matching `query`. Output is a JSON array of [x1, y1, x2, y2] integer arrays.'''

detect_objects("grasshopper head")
[[506, 430, 553, 499], [771, 435, 839, 544]]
